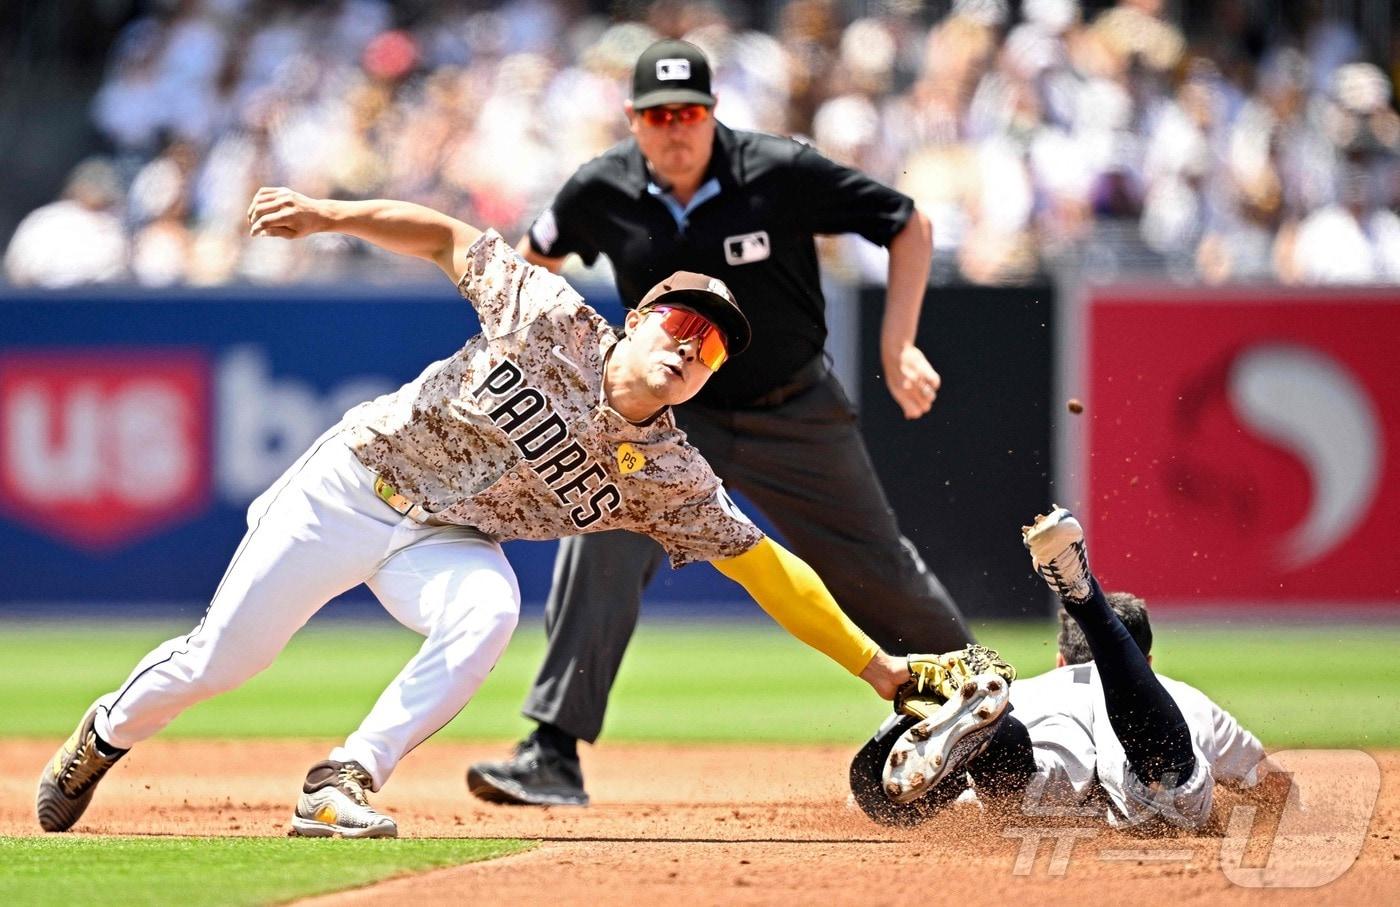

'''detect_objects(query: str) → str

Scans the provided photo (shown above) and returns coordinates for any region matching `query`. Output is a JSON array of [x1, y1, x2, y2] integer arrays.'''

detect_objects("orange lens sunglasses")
[[648, 305, 729, 371], [638, 104, 711, 128]]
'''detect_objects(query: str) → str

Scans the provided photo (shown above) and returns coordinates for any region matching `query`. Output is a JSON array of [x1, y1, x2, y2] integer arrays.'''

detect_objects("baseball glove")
[[895, 644, 1016, 721]]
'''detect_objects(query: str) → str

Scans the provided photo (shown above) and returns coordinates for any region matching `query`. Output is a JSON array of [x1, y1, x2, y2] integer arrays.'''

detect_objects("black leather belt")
[[737, 356, 828, 409]]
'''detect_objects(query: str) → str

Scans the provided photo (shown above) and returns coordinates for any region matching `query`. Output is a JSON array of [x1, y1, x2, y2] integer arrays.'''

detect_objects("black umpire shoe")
[[467, 737, 589, 807], [36, 706, 128, 832]]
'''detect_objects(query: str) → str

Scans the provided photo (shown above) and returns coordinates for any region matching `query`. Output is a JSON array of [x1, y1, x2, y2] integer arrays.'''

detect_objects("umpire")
[[467, 39, 974, 807]]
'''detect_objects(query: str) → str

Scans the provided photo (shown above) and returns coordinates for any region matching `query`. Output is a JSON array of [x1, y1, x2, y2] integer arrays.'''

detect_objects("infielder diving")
[[37, 188, 986, 838]]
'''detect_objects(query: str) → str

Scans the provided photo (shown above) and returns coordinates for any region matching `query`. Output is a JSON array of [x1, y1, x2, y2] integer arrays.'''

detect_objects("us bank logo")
[[0, 347, 394, 551], [0, 351, 210, 549]]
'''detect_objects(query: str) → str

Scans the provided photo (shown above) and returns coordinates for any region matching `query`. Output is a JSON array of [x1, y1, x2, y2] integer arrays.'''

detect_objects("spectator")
[[5, 0, 1398, 289], [1284, 168, 1400, 283], [129, 142, 198, 287], [4, 159, 128, 288]]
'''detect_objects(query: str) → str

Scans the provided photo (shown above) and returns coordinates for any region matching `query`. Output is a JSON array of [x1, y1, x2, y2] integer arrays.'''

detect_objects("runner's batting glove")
[[896, 645, 1017, 721]]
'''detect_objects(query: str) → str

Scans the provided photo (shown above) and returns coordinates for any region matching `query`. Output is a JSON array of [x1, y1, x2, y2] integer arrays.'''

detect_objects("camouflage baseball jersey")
[[342, 230, 763, 567]]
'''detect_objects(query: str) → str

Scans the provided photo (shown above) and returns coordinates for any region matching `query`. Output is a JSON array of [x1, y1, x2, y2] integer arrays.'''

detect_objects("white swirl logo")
[[1227, 345, 1382, 569]]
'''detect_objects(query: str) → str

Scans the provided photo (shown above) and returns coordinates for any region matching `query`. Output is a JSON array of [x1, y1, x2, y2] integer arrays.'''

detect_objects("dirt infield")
[[2, 740, 1396, 905]]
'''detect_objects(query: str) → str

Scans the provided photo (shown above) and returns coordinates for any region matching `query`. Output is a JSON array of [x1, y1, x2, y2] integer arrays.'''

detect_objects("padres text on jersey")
[[472, 358, 621, 528], [343, 231, 762, 566]]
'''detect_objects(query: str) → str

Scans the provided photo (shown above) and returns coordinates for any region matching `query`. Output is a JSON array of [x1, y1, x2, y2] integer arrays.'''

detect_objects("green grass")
[[1, 618, 1397, 747], [1142, 623, 1400, 748], [0, 836, 532, 906], [1, 619, 1394, 905]]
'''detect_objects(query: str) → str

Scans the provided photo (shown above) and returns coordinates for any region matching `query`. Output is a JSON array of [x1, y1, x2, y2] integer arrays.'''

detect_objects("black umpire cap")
[[631, 39, 716, 109], [638, 271, 751, 355]]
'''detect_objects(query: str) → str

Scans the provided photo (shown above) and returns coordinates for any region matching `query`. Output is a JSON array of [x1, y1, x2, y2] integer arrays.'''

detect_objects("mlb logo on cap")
[[632, 39, 716, 109], [656, 58, 691, 81]]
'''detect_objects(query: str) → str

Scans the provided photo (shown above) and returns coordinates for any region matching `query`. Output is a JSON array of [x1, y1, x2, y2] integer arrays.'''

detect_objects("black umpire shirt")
[[527, 122, 915, 407]]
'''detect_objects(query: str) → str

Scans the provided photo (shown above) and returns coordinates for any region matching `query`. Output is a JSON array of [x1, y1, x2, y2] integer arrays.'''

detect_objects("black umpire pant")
[[522, 366, 974, 743]]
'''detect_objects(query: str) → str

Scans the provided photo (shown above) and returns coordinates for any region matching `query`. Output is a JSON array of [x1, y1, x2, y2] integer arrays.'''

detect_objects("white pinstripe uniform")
[[1008, 663, 1267, 829]]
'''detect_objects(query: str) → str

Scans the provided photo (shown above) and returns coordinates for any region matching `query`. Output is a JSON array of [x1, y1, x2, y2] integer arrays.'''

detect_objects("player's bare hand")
[[247, 187, 329, 240], [859, 652, 910, 700], [883, 344, 940, 420]]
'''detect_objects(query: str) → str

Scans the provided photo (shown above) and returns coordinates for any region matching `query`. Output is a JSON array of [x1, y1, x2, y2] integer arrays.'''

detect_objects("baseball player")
[[37, 187, 967, 838], [469, 37, 972, 808], [851, 507, 1277, 830]]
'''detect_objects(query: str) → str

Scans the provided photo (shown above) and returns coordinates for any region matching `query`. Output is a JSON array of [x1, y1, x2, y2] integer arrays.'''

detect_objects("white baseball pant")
[[92, 427, 520, 789]]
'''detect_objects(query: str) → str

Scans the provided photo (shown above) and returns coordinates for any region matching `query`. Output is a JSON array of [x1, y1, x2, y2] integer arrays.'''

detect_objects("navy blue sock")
[[1061, 578, 1195, 786]]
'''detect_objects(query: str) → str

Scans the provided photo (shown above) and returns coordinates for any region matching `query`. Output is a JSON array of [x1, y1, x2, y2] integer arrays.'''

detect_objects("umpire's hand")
[[883, 343, 940, 420]]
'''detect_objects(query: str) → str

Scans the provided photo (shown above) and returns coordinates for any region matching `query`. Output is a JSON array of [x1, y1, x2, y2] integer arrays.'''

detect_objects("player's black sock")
[[966, 709, 1036, 799], [531, 721, 578, 760], [1061, 577, 1195, 787]]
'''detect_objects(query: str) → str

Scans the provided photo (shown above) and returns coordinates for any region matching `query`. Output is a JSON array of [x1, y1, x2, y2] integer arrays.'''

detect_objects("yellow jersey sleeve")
[[712, 537, 879, 676]]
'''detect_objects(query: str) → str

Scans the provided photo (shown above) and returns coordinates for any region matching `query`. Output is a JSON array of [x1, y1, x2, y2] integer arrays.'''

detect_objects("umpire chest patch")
[[723, 231, 771, 266]]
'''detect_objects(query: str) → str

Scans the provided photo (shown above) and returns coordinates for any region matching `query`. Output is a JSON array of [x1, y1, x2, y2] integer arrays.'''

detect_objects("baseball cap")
[[638, 271, 750, 355], [631, 39, 715, 109]]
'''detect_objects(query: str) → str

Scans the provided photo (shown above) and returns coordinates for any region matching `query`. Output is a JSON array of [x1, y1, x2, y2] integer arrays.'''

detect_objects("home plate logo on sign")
[[0, 351, 210, 549]]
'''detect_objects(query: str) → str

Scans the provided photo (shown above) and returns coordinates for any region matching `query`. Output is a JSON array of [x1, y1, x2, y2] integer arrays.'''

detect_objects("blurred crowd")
[[5, 0, 1399, 289]]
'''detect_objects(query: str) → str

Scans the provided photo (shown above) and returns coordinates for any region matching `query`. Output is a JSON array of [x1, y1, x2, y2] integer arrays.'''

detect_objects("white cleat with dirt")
[[882, 673, 1011, 804], [1022, 506, 1093, 603]]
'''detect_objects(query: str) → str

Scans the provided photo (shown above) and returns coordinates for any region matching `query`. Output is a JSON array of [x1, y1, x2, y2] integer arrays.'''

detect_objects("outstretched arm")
[[712, 538, 910, 699], [247, 187, 483, 282]]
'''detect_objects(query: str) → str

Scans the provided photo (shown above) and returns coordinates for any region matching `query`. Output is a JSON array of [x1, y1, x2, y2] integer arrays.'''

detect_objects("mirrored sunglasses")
[[638, 104, 711, 128], [647, 305, 729, 371]]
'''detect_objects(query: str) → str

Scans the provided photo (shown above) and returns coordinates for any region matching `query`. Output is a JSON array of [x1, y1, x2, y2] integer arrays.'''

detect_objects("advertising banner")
[[0, 288, 748, 612], [1084, 287, 1400, 609]]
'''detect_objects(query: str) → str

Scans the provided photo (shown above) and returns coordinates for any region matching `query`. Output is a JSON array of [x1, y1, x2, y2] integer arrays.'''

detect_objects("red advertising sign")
[[1085, 288, 1399, 607], [0, 350, 211, 549]]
